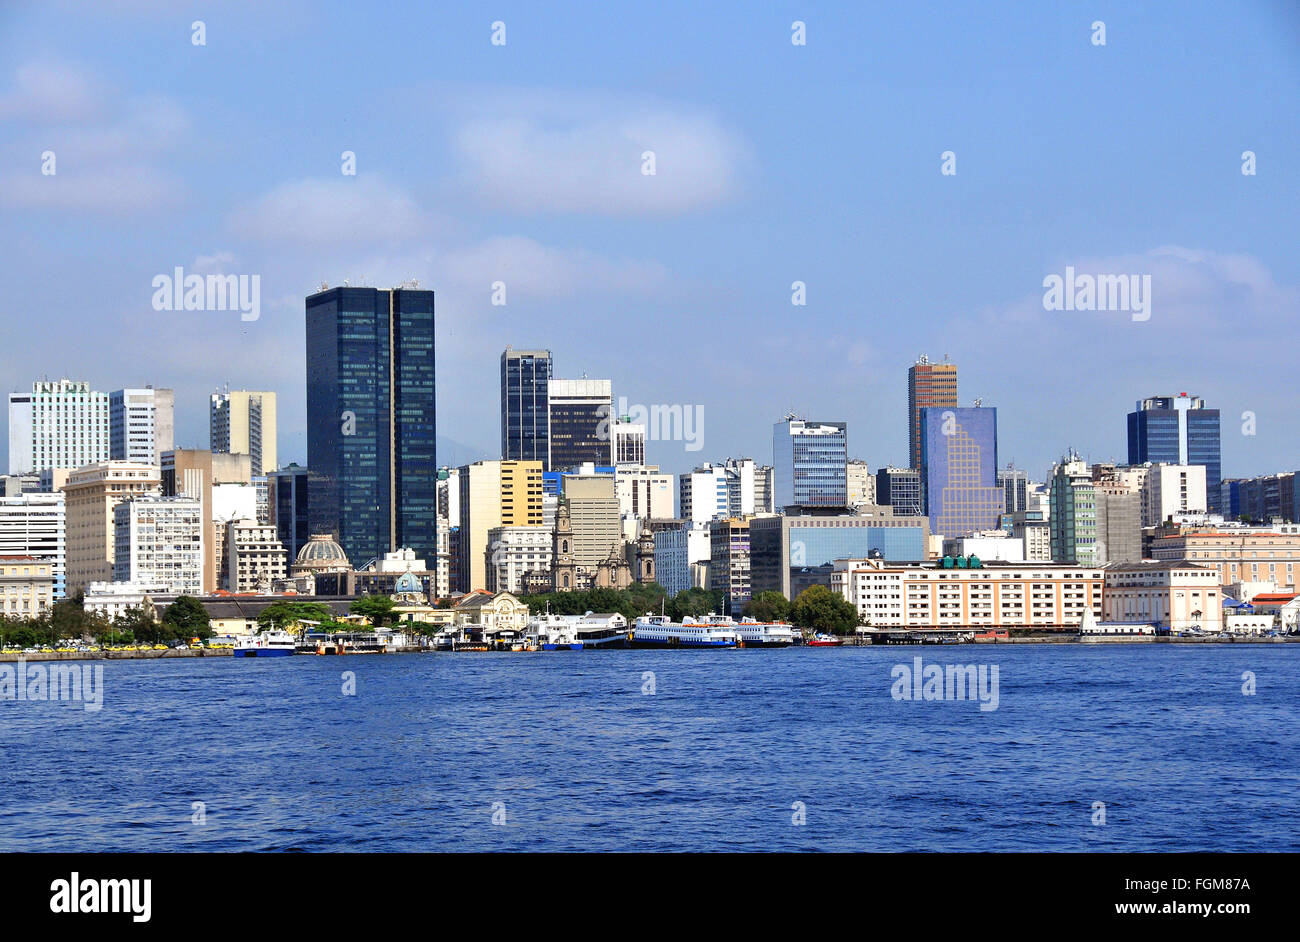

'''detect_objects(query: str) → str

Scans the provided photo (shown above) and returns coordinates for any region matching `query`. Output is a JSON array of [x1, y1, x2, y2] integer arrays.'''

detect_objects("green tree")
[[257, 600, 332, 632], [671, 587, 723, 620], [747, 590, 790, 623], [115, 607, 162, 644], [790, 585, 859, 636], [162, 595, 213, 640], [350, 594, 396, 627]]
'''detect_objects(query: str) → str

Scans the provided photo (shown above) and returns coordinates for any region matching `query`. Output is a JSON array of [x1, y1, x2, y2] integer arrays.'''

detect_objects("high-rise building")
[[113, 496, 203, 594], [1127, 393, 1221, 511], [561, 471, 624, 571], [8, 379, 109, 474], [1141, 463, 1208, 528], [457, 460, 544, 593], [267, 463, 310, 564], [709, 517, 752, 614], [210, 389, 278, 477], [1049, 453, 1098, 565], [612, 419, 646, 466], [110, 387, 174, 464], [907, 356, 957, 470], [772, 417, 848, 511], [847, 460, 876, 509], [306, 286, 437, 568], [224, 519, 288, 592], [919, 406, 1003, 538], [162, 449, 251, 594], [0, 492, 65, 598], [997, 464, 1030, 514], [500, 348, 552, 468], [548, 379, 612, 470], [614, 465, 674, 523], [875, 466, 922, 516], [62, 461, 161, 593]]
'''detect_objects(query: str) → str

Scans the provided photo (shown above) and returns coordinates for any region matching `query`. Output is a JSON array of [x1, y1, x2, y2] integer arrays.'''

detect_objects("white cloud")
[[0, 61, 100, 122], [452, 92, 748, 215], [230, 176, 435, 245], [0, 167, 184, 213]]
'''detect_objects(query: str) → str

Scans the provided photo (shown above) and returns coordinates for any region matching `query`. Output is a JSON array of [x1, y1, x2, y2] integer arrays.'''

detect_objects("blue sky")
[[1, 0, 1298, 481]]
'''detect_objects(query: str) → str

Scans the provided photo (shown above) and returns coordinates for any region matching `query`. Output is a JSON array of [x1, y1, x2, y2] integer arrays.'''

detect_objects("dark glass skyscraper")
[[1127, 394, 1221, 511], [501, 347, 551, 468], [306, 286, 436, 568]]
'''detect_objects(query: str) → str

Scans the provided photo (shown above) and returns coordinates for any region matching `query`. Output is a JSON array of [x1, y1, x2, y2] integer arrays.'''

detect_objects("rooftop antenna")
[[973, 397, 982, 408], [916, 354, 929, 365], [318, 281, 329, 292]]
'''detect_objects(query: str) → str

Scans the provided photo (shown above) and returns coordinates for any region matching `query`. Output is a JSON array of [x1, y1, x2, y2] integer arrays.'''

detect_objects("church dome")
[[393, 570, 421, 595], [294, 533, 350, 571]]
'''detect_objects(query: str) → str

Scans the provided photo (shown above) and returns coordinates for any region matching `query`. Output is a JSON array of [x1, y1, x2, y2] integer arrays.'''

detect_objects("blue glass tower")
[[306, 286, 436, 568], [772, 417, 848, 511], [1127, 394, 1221, 511], [920, 406, 1004, 538], [500, 348, 551, 469]]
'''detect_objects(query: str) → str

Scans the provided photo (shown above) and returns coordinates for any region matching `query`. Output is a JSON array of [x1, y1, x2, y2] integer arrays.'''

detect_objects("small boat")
[[806, 632, 843, 647], [232, 629, 296, 658]]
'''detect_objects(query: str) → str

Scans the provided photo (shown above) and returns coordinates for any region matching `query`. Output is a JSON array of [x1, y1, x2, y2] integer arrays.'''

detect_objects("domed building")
[[291, 533, 350, 575]]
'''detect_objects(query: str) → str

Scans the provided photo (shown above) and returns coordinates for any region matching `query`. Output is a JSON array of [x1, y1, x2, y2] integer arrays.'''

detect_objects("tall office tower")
[[0, 492, 66, 598], [875, 466, 923, 516], [500, 348, 552, 467], [8, 379, 109, 474], [62, 461, 161, 593], [612, 419, 646, 465], [772, 417, 849, 511], [110, 387, 175, 465], [998, 464, 1030, 514], [267, 463, 310, 564], [113, 496, 203, 594], [548, 379, 613, 470], [162, 449, 252, 594], [210, 389, 278, 477], [1127, 393, 1221, 511], [457, 460, 544, 594], [919, 406, 1004, 538], [907, 355, 958, 470], [306, 286, 437, 568], [1049, 453, 1099, 565]]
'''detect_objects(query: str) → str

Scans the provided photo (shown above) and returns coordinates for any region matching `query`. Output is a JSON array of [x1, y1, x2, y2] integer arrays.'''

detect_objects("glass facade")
[[750, 515, 928, 597], [306, 287, 436, 568], [501, 349, 551, 469], [876, 466, 922, 516], [920, 406, 1004, 538], [773, 419, 848, 510], [1127, 395, 1221, 511]]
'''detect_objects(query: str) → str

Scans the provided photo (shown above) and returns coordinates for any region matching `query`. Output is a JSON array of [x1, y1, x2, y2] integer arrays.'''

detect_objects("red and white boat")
[[805, 632, 843, 647]]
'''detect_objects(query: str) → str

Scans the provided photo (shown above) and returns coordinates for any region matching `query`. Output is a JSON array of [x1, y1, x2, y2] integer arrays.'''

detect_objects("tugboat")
[[232, 629, 296, 657]]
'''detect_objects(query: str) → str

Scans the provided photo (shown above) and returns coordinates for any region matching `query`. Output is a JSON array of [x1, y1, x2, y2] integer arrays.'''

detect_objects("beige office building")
[[457, 460, 544, 594], [0, 556, 55, 619], [1149, 530, 1300, 591], [210, 389, 278, 476], [564, 473, 624, 571], [1102, 561, 1222, 632], [62, 461, 161, 593]]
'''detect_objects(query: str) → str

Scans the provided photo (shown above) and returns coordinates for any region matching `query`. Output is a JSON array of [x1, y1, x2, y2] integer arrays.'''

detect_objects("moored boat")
[[806, 632, 843, 647], [735, 617, 796, 647], [630, 613, 738, 648], [232, 629, 296, 658]]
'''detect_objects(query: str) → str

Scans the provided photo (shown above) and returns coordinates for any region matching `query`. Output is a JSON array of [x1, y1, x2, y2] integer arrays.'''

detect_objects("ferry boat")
[[734, 617, 796, 647], [233, 629, 296, 658], [630, 613, 738, 648], [529, 612, 630, 650]]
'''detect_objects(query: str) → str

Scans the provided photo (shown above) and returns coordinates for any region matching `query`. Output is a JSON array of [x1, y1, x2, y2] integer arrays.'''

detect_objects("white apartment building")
[[113, 496, 203, 594], [1102, 561, 1222, 632], [1141, 463, 1208, 528], [612, 419, 646, 465], [83, 580, 171, 620], [225, 519, 288, 592], [653, 522, 711, 596], [485, 525, 553, 594], [0, 491, 65, 598], [943, 533, 1026, 562], [831, 557, 1105, 629], [110, 387, 175, 464], [679, 458, 765, 524], [8, 379, 110, 474], [615, 465, 674, 522]]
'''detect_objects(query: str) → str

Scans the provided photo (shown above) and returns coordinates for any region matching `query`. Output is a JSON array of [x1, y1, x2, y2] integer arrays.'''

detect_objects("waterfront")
[[2, 645, 1297, 852]]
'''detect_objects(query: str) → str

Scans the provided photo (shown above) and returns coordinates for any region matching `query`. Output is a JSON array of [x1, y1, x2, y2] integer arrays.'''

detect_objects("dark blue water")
[[3, 646, 1297, 851]]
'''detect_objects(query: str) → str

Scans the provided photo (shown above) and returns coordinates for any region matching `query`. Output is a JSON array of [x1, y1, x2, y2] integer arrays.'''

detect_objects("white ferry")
[[529, 612, 630, 650], [233, 629, 296, 658], [734, 617, 796, 647], [630, 613, 738, 649]]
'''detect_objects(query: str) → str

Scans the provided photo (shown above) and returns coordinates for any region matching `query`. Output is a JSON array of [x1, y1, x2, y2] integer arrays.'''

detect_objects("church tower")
[[637, 526, 655, 584], [552, 498, 576, 592]]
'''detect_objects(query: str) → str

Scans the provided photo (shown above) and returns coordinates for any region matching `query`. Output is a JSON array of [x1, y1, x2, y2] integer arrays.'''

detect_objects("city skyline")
[[0, 4, 1297, 482]]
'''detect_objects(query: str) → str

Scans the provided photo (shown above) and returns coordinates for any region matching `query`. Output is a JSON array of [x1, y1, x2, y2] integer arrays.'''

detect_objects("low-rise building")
[[831, 557, 1103, 630], [0, 555, 55, 619], [1101, 561, 1222, 633]]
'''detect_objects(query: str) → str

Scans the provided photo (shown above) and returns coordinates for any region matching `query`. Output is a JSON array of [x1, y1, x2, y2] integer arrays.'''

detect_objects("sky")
[[1, 0, 1298, 483]]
